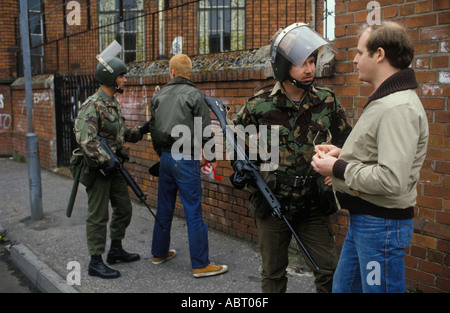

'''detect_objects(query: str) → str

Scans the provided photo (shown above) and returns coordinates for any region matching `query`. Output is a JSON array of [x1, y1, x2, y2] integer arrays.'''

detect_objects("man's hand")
[[311, 150, 337, 178], [140, 121, 151, 134], [314, 144, 341, 158]]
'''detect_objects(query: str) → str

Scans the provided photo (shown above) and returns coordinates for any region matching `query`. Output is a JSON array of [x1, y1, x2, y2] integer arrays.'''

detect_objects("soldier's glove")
[[101, 158, 120, 176], [140, 121, 151, 135], [229, 160, 257, 189]]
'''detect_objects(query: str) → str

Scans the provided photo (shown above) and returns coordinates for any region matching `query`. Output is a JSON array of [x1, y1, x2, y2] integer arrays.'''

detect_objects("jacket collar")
[[365, 68, 418, 108], [167, 76, 195, 87], [98, 87, 119, 106], [269, 81, 325, 108]]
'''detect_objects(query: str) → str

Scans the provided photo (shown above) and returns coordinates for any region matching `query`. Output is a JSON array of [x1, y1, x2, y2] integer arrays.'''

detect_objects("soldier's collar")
[[271, 81, 318, 108], [269, 82, 285, 98], [98, 87, 119, 105]]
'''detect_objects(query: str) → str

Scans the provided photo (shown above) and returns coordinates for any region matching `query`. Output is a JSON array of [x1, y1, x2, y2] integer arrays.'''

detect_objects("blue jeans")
[[151, 152, 210, 269], [332, 213, 413, 293]]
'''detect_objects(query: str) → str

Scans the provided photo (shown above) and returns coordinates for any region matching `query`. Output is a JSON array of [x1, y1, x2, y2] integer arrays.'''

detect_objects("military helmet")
[[270, 23, 337, 82], [95, 56, 127, 86]]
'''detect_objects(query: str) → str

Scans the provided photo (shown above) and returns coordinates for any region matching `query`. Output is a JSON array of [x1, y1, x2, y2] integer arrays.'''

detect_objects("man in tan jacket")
[[311, 21, 428, 293]]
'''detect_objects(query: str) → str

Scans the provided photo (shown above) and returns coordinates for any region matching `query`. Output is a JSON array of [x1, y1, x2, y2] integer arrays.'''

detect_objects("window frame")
[[98, 0, 145, 63], [197, 0, 245, 55]]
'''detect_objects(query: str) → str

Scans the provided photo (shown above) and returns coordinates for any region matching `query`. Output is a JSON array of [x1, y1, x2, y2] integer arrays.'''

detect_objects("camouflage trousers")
[[84, 169, 133, 256], [255, 205, 338, 293]]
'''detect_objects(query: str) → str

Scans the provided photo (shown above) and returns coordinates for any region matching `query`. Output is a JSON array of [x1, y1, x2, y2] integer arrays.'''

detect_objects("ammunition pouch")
[[69, 148, 84, 178], [69, 148, 96, 188]]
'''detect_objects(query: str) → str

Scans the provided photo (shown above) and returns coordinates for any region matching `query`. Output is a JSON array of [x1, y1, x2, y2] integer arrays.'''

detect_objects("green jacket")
[[149, 77, 213, 158], [234, 82, 352, 220], [74, 87, 143, 168]]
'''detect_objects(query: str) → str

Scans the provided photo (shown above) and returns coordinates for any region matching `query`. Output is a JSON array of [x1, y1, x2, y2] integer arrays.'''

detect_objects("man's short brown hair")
[[362, 21, 414, 70], [169, 54, 192, 78]]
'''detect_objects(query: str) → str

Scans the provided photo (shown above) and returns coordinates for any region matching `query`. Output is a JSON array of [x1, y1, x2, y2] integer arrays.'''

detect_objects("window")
[[28, 0, 44, 75], [323, 0, 335, 41], [98, 0, 145, 63], [198, 0, 245, 54]]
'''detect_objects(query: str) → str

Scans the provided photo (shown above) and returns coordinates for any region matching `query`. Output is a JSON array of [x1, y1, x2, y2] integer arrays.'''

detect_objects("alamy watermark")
[[367, 1, 381, 26], [366, 261, 381, 286], [66, 1, 81, 26], [66, 261, 81, 286]]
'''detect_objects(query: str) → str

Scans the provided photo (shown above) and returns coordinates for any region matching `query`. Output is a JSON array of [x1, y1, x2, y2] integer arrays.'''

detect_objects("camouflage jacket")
[[234, 82, 352, 220], [74, 88, 143, 168]]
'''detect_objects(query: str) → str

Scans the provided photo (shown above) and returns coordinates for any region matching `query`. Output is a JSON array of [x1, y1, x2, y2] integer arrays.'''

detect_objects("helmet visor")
[[271, 23, 338, 67]]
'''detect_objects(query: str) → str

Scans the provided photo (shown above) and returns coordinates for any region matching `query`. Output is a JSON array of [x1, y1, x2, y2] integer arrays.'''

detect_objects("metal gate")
[[54, 73, 99, 167]]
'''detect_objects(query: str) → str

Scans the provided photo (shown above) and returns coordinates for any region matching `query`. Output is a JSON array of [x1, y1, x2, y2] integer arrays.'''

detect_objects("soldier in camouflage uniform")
[[233, 24, 352, 292], [73, 56, 150, 279]]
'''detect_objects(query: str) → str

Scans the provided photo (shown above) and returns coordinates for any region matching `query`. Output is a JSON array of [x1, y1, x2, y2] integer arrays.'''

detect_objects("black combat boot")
[[88, 255, 120, 279], [106, 240, 140, 264]]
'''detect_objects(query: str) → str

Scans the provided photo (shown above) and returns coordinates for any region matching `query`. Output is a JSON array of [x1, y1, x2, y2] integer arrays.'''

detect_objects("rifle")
[[204, 97, 319, 271], [96, 135, 165, 231]]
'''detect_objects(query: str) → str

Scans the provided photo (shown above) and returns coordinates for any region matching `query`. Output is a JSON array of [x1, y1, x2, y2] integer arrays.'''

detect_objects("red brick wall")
[[328, 0, 450, 293], [10, 76, 56, 169], [0, 0, 19, 80], [0, 85, 13, 156]]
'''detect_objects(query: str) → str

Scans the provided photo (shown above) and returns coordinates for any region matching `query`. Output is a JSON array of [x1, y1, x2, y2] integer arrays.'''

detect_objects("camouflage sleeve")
[[330, 94, 352, 148], [234, 97, 258, 128], [74, 100, 110, 167]]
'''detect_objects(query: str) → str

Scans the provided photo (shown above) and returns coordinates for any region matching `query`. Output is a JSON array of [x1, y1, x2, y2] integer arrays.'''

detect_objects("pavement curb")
[[10, 243, 79, 293]]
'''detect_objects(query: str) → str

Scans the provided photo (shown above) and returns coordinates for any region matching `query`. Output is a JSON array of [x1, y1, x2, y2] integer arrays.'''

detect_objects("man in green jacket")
[[312, 21, 429, 292], [74, 56, 150, 279], [234, 23, 352, 293], [149, 54, 228, 278]]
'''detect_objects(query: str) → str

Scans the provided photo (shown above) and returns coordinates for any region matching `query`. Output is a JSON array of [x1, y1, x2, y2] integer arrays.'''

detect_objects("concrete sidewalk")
[[0, 157, 315, 293]]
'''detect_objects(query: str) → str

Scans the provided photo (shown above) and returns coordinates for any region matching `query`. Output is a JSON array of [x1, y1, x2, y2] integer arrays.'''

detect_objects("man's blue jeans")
[[332, 213, 413, 293], [151, 152, 210, 269]]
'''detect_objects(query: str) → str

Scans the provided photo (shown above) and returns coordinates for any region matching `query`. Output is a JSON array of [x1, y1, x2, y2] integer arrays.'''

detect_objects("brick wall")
[[0, 0, 18, 156], [10, 75, 57, 169], [0, 85, 13, 156], [0, 0, 18, 81], [329, 0, 450, 293]]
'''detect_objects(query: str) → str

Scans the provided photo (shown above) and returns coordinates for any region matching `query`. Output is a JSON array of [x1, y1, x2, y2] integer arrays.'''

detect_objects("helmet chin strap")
[[288, 75, 314, 90], [113, 82, 124, 94]]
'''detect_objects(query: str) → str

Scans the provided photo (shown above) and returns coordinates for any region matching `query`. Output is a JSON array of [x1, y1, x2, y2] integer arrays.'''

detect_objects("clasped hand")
[[311, 144, 341, 186]]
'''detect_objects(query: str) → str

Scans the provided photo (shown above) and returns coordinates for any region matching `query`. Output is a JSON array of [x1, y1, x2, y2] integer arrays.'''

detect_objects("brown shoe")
[[193, 263, 228, 278], [152, 249, 176, 265]]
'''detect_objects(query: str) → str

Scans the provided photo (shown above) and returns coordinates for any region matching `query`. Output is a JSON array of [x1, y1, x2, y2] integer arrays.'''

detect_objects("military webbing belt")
[[274, 171, 314, 188]]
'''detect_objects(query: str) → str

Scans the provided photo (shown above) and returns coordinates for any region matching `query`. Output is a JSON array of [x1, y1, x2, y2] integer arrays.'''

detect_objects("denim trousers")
[[151, 152, 210, 269], [332, 213, 414, 293]]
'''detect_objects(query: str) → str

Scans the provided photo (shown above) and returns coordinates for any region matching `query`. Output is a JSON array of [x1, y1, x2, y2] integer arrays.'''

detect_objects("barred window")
[[198, 0, 245, 54], [98, 0, 145, 63]]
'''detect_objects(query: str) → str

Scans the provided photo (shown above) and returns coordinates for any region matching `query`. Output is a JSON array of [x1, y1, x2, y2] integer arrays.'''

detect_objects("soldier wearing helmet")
[[233, 23, 352, 292], [73, 48, 150, 279]]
